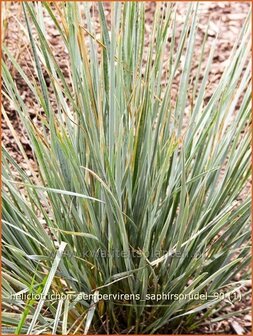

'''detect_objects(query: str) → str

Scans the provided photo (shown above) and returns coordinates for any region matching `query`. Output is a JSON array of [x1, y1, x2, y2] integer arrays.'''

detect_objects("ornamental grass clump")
[[2, 2, 251, 334]]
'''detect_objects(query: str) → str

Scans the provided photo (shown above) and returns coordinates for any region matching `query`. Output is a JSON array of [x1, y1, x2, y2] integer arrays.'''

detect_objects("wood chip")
[[231, 320, 245, 335]]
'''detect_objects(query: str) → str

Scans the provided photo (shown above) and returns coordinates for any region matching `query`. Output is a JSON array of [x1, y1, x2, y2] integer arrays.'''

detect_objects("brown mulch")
[[1, 2, 251, 334]]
